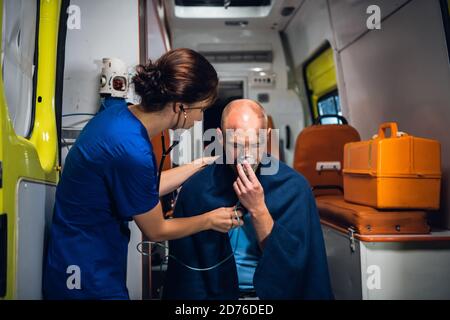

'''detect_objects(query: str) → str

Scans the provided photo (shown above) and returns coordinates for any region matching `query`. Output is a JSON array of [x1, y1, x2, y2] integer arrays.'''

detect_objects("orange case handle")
[[378, 122, 399, 139]]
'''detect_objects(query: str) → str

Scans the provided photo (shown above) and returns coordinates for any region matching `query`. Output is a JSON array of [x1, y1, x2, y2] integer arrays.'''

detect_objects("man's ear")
[[216, 128, 224, 146], [266, 128, 272, 148], [262, 127, 272, 157]]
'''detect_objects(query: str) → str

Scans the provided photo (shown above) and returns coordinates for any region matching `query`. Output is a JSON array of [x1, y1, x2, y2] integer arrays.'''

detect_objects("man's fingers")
[[237, 164, 252, 188], [236, 178, 246, 193], [233, 182, 242, 196], [243, 162, 258, 183]]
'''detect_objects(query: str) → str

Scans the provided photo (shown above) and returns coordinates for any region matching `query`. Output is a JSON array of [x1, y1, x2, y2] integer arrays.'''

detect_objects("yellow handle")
[[378, 122, 399, 139]]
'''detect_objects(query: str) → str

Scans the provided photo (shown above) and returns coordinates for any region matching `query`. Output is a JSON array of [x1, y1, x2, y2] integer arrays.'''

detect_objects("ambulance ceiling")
[[175, 0, 271, 7], [167, 0, 303, 31]]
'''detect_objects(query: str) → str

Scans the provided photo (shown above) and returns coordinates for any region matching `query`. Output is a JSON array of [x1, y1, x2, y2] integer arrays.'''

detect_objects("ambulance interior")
[[1, 0, 450, 300]]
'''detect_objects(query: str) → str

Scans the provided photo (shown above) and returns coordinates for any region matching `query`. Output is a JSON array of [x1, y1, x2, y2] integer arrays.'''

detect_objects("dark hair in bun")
[[133, 48, 218, 112]]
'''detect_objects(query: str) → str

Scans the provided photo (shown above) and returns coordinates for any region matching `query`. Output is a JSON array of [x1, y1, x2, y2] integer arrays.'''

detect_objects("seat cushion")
[[316, 195, 430, 235]]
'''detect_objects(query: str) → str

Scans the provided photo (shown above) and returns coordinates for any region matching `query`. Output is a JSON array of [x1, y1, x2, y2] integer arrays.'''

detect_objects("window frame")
[[302, 42, 339, 123], [27, 0, 40, 139], [440, 0, 450, 64]]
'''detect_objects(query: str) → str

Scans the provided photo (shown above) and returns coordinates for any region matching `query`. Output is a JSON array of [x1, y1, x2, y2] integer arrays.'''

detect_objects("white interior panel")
[[16, 181, 56, 299], [62, 0, 140, 128], [361, 240, 450, 300], [329, 0, 410, 51]]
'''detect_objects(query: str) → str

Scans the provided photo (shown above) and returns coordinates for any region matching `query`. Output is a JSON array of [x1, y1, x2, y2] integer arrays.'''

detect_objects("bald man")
[[163, 99, 333, 300]]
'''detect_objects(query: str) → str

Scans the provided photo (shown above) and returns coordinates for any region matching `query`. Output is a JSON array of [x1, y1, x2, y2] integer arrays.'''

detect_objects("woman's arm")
[[134, 202, 243, 242], [158, 156, 218, 196]]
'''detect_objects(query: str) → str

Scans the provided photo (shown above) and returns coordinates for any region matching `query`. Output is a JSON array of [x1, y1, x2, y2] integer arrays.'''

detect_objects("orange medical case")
[[343, 123, 441, 210]]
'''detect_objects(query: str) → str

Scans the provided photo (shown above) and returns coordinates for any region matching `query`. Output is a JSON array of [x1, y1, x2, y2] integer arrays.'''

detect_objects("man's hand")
[[233, 161, 274, 249], [233, 162, 266, 215]]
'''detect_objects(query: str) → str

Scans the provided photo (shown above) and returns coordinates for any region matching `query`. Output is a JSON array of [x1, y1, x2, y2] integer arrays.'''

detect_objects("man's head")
[[220, 99, 268, 131], [218, 99, 270, 171]]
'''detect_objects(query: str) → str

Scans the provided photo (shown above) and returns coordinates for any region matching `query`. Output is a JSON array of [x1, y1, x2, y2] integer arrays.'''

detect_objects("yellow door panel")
[[0, 0, 61, 299]]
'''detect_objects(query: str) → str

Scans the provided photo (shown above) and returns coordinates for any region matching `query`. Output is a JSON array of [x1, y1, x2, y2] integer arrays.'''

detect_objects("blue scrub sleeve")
[[106, 148, 159, 220]]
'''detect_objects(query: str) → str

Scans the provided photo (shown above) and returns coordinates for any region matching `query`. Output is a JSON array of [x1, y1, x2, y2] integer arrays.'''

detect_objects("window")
[[303, 43, 342, 124], [1, 0, 38, 138], [317, 90, 342, 124]]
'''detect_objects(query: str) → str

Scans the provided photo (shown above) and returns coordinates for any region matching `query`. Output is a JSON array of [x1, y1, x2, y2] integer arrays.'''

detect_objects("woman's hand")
[[233, 162, 266, 215], [192, 155, 220, 168], [135, 203, 244, 242], [205, 207, 244, 233], [159, 156, 219, 196]]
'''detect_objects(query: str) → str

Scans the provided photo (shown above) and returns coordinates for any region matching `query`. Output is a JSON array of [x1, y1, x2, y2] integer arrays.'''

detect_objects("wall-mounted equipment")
[[249, 71, 276, 88]]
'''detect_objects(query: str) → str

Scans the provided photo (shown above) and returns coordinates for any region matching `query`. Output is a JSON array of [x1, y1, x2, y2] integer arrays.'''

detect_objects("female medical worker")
[[43, 48, 243, 299]]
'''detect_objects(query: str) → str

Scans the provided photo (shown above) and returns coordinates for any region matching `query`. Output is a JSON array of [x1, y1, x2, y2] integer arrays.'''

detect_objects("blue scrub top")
[[229, 213, 261, 292], [98, 96, 127, 113], [43, 104, 159, 299]]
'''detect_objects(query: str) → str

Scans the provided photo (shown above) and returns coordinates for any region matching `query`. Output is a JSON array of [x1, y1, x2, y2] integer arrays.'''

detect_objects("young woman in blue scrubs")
[[43, 48, 242, 299]]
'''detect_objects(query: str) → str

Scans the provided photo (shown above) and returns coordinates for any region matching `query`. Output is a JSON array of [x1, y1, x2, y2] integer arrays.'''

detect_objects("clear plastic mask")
[[236, 154, 259, 175]]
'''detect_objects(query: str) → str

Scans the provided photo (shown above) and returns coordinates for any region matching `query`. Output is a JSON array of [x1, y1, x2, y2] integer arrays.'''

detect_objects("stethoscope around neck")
[[156, 132, 179, 191], [156, 103, 187, 190]]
